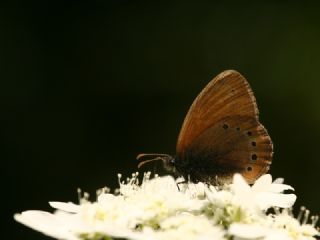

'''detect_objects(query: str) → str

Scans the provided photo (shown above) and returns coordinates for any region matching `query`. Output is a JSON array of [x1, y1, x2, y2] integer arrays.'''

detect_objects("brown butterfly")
[[137, 70, 273, 184]]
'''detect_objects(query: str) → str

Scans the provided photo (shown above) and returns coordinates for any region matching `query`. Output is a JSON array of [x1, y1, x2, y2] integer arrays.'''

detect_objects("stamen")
[[287, 208, 293, 216], [84, 192, 89, 199], [142, 171, 151, 182], [297, 206, 306, 221], [114, 188, 120, 195], [117, 173, 122, 186], [96, 187, 110, 197], [77, 188, 82, 203], [274, 207, 280, 215], [311, 215, 319, 227], [303, 209, 310, 224]]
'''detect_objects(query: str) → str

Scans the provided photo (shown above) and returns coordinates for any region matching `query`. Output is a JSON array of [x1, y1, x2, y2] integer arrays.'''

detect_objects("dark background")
[[2, 1, 320, 239]]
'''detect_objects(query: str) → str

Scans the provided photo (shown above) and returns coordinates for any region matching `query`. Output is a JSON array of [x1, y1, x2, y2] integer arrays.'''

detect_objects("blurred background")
[[1, 1, 320, 239]]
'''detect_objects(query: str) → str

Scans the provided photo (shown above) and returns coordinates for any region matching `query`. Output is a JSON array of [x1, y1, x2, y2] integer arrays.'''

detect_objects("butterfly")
[[137, 70, 273, 184]]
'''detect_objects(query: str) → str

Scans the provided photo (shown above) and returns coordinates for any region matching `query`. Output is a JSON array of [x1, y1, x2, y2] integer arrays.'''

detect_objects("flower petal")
[[256, 193, 297, 210], [251, 174, 272, 192], [232, 174, 251, 193], [14, 211, 78, 240], [273, 178, 284, 184], [49, 202, 81, 213], [269, 183, 294, 193]]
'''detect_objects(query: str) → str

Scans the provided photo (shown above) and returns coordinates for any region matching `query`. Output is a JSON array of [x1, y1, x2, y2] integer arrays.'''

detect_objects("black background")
[[2, 1, 320, 239]]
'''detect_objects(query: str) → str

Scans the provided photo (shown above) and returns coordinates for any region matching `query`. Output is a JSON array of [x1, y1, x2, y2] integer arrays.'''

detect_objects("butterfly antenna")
[[137, 157, 164, 169], [136, 153, 172, 161]]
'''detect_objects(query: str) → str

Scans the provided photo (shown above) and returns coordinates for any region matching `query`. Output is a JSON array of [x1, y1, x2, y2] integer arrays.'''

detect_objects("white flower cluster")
[[14, 173, 319, 240]]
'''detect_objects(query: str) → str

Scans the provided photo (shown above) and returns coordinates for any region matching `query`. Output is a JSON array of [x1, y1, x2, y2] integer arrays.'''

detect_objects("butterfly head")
[[137, 153, 176, 173]]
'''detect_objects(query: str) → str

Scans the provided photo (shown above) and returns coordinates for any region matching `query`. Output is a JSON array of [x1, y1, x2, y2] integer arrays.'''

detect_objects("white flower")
[[118, 174, 203, 226], [201, 174, 297, 228], [231, 174, 297, 211], [229, 209, 319, 240], [270, 209, 319, 240], [14, 172, 319, 240]]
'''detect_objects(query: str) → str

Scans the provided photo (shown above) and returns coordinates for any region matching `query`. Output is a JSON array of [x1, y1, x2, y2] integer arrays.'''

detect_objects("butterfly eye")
[[169, 159, 175, 166], [247, 166, 253, 171]]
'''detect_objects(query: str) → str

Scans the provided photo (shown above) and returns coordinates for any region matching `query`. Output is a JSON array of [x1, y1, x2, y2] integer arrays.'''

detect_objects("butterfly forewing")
[[176, 70, 273, 183]]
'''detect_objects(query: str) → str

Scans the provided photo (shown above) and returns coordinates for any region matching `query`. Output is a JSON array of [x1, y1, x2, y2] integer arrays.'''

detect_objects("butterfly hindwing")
[[180, 116, 272, 184]]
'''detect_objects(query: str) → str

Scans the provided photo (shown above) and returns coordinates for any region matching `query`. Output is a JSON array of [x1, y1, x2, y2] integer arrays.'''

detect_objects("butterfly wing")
[[176, 70, 273, 183]]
